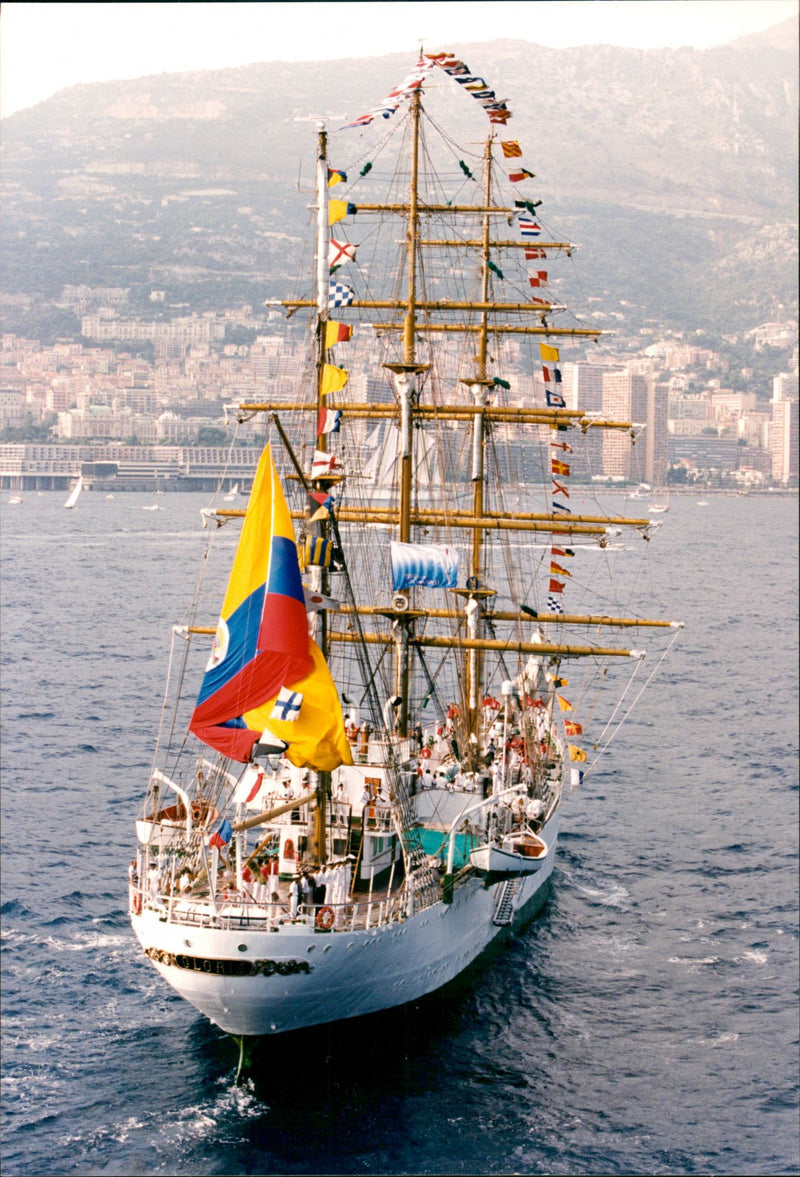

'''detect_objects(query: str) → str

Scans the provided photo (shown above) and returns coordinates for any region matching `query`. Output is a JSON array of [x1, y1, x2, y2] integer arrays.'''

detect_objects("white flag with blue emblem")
[[390, 541, 458, 591], [270, 687, 303, 722], [329, 281, 355, 309]]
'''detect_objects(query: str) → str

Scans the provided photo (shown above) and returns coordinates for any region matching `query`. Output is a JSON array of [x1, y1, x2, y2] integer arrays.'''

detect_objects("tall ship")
[[129, 53, 682, 1062]]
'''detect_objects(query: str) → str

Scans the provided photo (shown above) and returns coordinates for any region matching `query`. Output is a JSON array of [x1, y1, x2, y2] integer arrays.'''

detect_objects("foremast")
[[309, 120, 334, 863]]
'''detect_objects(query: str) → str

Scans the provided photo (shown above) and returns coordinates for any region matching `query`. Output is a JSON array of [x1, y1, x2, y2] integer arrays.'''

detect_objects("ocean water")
[[1, 491, 797, 1177]]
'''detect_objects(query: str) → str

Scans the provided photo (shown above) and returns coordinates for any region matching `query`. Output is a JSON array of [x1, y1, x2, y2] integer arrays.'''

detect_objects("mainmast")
[[384, 87, 429, 736]]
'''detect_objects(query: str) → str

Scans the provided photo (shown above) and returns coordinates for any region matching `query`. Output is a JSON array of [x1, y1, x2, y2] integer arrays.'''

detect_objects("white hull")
[[132, 815, 558, 1038]]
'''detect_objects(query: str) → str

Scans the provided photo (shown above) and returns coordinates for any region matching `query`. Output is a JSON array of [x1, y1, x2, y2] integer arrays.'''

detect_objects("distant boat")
[[697, 500, 709, 507], [649, 487, 670, 514], [224, 483, 240, 501], [142, 503, 162, 511], [7, 495, 23, 505], [64, 476, 83, 509]]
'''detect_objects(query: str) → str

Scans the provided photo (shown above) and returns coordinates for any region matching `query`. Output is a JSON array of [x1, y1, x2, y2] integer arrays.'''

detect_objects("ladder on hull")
[[493, 878, 518, 926]]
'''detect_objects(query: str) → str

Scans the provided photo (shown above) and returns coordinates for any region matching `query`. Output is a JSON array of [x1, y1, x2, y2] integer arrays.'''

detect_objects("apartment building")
[[771, 399, 799, 484], [601, 371, 667, 485]]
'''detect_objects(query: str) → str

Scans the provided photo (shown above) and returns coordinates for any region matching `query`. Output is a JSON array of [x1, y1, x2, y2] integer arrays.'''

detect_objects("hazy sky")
[[1, 0, 797, 117]]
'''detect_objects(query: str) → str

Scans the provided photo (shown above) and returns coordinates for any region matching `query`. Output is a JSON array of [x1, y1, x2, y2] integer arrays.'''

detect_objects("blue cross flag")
[[270, 687, 303, 722]]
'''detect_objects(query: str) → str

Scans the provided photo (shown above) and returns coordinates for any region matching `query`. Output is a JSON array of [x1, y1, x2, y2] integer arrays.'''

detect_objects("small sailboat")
[[649, 487, 670, 514], [224, 483, 240, 501], [7, 494, 23, 505], [129, 52, 682, 1055], [64, 476, 83, 509]]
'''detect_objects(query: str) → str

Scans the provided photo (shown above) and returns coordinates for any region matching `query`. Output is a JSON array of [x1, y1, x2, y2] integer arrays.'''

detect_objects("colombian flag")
[[190, 445, 313, 760]]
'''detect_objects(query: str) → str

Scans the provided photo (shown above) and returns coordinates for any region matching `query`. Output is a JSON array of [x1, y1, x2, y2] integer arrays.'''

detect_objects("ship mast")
[[232, 86, 652, 767], [460, 136, 497, 757], [384, 86, 429, 737], [311, 119, 332, 862]]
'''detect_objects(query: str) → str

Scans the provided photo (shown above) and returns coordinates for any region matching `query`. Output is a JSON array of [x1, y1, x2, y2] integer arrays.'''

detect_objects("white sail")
[[64, 476, 82, 509]]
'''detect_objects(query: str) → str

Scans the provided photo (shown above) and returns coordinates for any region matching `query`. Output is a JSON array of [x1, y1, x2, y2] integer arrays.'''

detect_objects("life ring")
[[191, 803, 203, 823], [421, 747, 432, 759], [132, 893, 142, 915], [315, 905, 335, 930]]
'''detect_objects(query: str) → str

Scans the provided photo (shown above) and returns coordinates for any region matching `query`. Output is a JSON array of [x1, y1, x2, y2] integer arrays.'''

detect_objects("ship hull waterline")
[[132, 817, 558, 1038]]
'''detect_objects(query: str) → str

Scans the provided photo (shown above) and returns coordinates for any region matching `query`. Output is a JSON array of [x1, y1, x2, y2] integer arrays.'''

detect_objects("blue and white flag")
[[546, 595, 564, 614], [270, 687, 303, 722], [390, 542, 459, 591], [329, 281, 355, 309]]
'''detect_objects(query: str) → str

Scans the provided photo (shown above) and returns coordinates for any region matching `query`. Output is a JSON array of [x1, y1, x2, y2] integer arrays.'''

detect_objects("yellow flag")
[[501, 140, 522, 158], [540, 343, 560, 363], [321, 364, 348, 396], [328, 199, 354, 226], [244, 640, 353, 772], [568, 745, 587, 762], [556, 693, 573, 712]]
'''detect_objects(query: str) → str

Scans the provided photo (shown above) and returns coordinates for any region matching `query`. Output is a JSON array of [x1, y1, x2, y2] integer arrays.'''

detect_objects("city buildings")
[[2, 316, 797, 491]]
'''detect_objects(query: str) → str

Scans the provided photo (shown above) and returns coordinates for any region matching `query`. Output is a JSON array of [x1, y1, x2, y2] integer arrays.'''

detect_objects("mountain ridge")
[[1, 23, 797, 338]]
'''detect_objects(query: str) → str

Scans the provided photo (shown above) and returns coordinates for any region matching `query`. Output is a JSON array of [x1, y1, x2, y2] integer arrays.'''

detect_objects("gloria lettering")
[[144, 947, 313, 977]]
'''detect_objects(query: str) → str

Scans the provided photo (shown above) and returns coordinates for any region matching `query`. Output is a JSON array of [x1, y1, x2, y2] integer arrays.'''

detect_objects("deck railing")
[[130, 883, 422, 933]]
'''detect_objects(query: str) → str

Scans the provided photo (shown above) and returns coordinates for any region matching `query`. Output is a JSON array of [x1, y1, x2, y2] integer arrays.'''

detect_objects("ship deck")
[[131, 868, 447, 934]]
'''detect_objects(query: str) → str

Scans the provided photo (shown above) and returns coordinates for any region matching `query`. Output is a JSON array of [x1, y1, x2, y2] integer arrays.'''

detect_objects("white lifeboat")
[[469, 831, 549, 874]]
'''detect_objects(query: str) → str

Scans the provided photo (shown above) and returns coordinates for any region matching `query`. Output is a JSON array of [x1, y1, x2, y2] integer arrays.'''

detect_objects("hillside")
[[1, 23, 797, 338]]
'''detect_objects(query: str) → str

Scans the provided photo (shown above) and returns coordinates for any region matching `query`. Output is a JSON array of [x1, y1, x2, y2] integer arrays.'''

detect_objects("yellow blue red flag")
[[189, 445, 312, 760]]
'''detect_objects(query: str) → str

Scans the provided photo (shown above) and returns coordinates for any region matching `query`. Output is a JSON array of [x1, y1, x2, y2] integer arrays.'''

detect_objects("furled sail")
[[189, 445, 351, 768]]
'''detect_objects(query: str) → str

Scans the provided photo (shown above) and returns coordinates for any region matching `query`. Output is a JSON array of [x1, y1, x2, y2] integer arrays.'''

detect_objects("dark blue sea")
[[1, 490, 798, 1176]]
